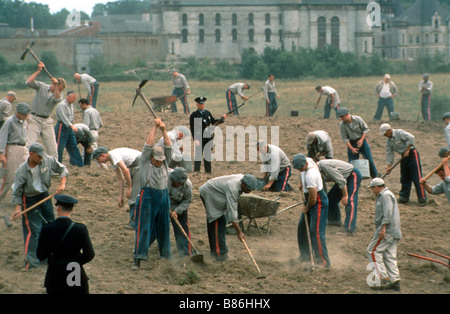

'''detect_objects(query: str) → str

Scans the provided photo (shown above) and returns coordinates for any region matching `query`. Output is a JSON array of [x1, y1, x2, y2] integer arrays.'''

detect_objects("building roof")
[[397, 0, 450, 25]]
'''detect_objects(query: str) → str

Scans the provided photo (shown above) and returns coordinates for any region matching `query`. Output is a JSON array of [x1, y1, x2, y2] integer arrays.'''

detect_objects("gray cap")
[[93, 147, 108, 159], [6, 91, 17, 99], [176, 126, 190, 137], [423, 73, 429, 79], [368, 177, 385, 188], [152, 145, 166, 161], [292, 153, 307, 170], [442, 112, 450, 120], [170, 167, 188, 183], [336, 107, 349, 117], [29, 143, 47, 157], [16, 102, 31, 115], [242, 174, 258, 191], [306, 132, 317, 145], [379, 123, 392, 135], [438, 146, 449, 158], [245, 83, 251, 89]]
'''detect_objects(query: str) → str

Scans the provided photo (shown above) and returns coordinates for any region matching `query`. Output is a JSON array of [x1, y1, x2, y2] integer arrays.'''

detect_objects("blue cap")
[[242, 174, 258, 191], [336, 107, 349, 117], [55, 194, 78, 208], [92, 147, 108, 159], [292, 153, 307, 170]]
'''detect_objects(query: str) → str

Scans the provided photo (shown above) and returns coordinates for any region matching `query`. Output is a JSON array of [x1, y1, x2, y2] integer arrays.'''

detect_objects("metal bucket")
[[238, 194, 280, 219], [350, 159, 370, 179]]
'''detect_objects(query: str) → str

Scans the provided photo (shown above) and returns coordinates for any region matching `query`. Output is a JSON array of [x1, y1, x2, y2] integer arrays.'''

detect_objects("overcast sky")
[[24, 0, 115, 15]]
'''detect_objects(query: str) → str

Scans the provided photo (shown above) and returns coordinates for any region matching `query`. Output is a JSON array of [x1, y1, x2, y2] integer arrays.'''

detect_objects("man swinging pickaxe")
[[20, 41, 53, 79], [132, 80, 159, 119]]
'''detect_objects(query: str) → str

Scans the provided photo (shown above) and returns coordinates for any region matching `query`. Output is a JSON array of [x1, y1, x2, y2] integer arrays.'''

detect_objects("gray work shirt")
[[12, 156, 68, 205], [26, 80, 62, 117], [264, 79, 278, 100], [306, 130, 334, 158], [0, 97, 14, 123], [259, 144, 291, 181], [339, 115, 370, 143], [385, 129, 415, 165], [172, 73, 189, 89], [373, 188, 402, 241], [0, 115, 28, 154], [431, 176, 450, 202], [139, 144, 172, 190], [83, 106, 103, 130], [168, 169, 193, 215], [199, 174, 244, 223], [419, 80, 433, 95], [74, 123, 95, 146], [55, 99, 74, 127], [318, 159, 354, 189], [80, 74, 97, 97], [228, 83, 246, 97]]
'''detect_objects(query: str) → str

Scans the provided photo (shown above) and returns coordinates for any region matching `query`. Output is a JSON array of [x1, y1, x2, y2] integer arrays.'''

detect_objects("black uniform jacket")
[[189, 109, 224, 143], [37, 217, 95, 292]]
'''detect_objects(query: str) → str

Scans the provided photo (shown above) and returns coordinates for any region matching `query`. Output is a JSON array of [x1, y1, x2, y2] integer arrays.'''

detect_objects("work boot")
[[384, 280, 401, 291], [398, 196, 409, 204], [131, 258, 141, 271], [418, 198, 427, 207]]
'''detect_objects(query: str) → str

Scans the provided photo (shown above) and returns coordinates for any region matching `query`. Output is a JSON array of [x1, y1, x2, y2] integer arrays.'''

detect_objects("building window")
[[182, 14, 188, 26], [215, 13, 221, 26], [249, 29, 254, 42], [182, 29, 188, 43], [248, 13, 254, 26], [416, 36, 420, 43], [199, 13, 204, 26], [232, 13, 237, 26], [279, 14, 283, 25], [331, 17, 339, 49], [265, 28, 271, 42], [318, 17, 326, 49], [232, 28, 238, 41], [435, 33, 439, 43], [435, 19, 439, 29], [265, 13, 271, 25], [215, 29, 221, 42], [199, 29, 204, 43], [279, 29, 283, 42]]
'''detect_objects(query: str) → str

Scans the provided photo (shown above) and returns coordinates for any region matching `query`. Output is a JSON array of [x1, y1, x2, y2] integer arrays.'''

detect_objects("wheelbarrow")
[[407, 249, 450, 269], [230, 195, 303, 235], [150, 94, 184, 113]]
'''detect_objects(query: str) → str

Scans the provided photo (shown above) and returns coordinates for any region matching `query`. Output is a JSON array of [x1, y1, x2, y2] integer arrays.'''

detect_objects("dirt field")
[[0, 109, 449, 295]]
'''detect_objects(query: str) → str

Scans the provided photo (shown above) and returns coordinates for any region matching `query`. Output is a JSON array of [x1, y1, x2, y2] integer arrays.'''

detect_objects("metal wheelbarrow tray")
[[237, 195, 302, 235]]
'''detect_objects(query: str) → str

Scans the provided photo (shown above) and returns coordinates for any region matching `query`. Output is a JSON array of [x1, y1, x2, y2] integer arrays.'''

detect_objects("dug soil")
[[1, 111, 449, 294]]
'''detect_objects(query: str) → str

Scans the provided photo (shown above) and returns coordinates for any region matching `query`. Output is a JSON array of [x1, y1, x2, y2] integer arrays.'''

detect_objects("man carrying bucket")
[[337, 107, 378, 179]]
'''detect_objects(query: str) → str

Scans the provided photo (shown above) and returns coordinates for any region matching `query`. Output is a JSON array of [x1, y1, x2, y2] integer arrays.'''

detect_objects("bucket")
[[350, 159, 370, 179], [290, 110, 299, 117]]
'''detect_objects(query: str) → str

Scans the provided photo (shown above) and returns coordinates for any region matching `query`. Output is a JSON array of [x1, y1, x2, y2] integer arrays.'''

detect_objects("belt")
[[31, 112, 49, 119], [7, 143, 25, 146]]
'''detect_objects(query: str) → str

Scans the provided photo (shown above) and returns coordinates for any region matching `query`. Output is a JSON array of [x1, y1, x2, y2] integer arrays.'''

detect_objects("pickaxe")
[[223, 86, 264, 118], [131, 80, 159, 119], [20, 41, 53, 79]]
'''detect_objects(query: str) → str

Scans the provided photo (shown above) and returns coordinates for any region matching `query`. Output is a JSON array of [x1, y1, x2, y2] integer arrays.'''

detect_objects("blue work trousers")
[[55, 122, 83, 167], [347, 138, 378, 178], [421, 94, 431, 121], [400, 148, 427, 202], [373, 97, 394, 120], [171, 208, 191, 257], [266, 92, 278, 117], [172, 87, 189, 114], [134, 187, 171, 260]]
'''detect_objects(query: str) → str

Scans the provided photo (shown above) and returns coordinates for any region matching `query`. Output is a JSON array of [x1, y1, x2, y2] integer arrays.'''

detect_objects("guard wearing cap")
[[292, 153, 330, 268], [305, 130, 334, 161], [132, 118, 173, 270], [443, 112, 450, 148], [37, 194, 95, 294], [373, 74, 398, 121], [380, 123, 427, 206], [419, 74, 433, 121], [0, 103, 31, 211], [367, 177, 402, 291], [199, 173, 257, 261], [0, 91, 17, 129], [11, 142, 68, 269], [168, 167, 193, 257], [189, 96, 227, 173], [337, 107, 378, 178], [226, 82, 250, 116]]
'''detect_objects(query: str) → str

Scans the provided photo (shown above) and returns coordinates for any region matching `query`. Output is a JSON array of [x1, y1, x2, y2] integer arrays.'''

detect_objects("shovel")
[[172, 217, 204, 263], [242, 238, 266, 279]]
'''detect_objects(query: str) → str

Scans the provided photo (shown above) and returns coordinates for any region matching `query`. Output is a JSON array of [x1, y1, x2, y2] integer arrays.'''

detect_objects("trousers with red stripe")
[[54, 122, 83, 167], [297, 189, 330, 268], [21, 192, 55, 269], [268, 165, 291, 192], [421, 94, 431, 121], [327, 168, 361, 232], [134, 187, 171, 260], [399, 148, 426, 202]]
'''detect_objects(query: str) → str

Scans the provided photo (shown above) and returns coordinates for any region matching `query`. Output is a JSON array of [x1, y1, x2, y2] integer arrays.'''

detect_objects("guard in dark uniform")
[[189, 96, 227, 173], [37, 194, 95, 294]]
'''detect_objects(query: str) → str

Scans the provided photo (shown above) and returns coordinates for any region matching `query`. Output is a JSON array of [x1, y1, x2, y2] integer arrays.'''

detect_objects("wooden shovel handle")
[[422, 156, 450, 181], [18, 193, 56, 217]]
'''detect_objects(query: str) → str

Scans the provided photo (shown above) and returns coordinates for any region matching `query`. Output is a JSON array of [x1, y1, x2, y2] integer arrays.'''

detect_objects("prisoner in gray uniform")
[[0, 91, 16, 129], [306, 130, 334, 160]]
